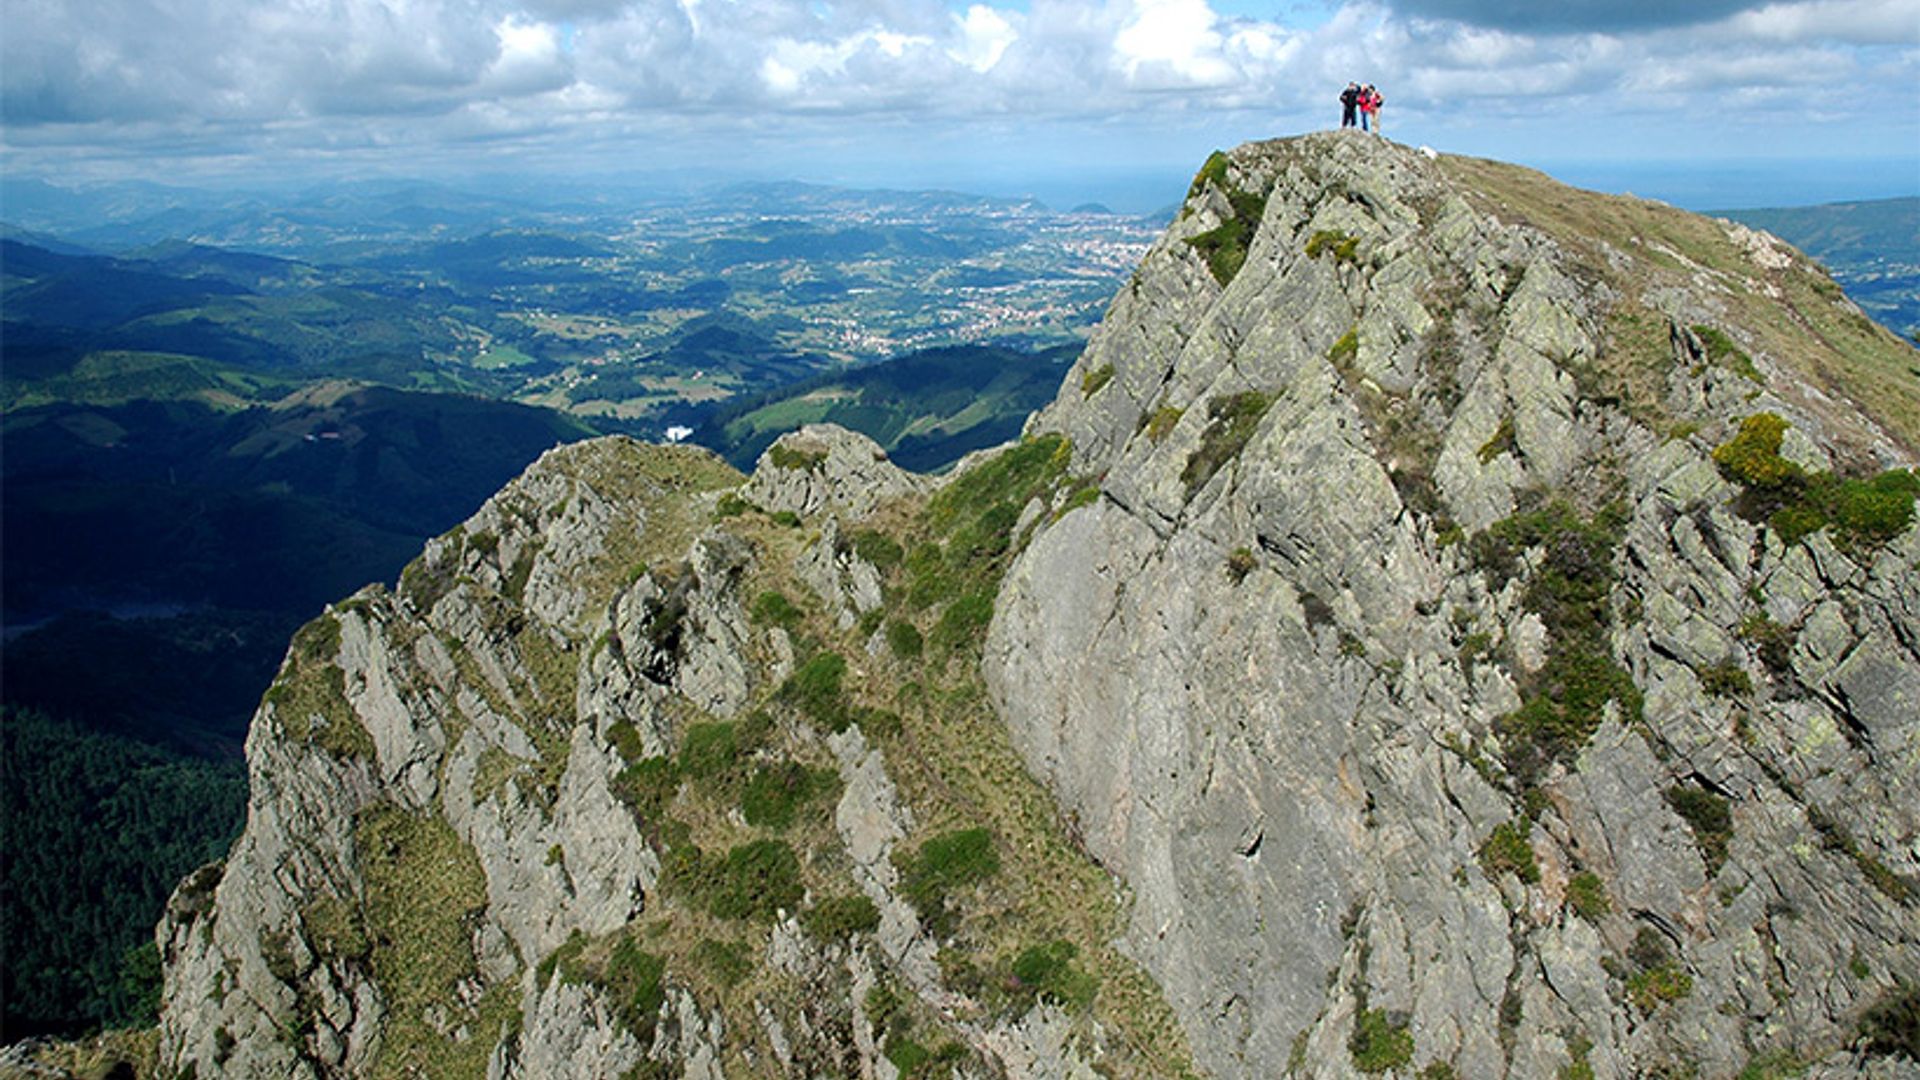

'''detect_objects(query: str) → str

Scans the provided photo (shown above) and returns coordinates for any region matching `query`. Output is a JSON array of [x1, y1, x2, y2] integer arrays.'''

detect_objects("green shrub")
[[1350, 1008, 1414, 1073], [1480, 820, 1541, 884], [886, 619, 924, 659], [1186, 187, 1269, 286], [1482, 500, 1642, 782], [1738, 613, 1795, 673], [886, 1035, 932, 1074], [1006, 940, 1096, 1012], [929, 590, 995, 654], [899, 828, 1000, 934], [1625, 963, 1693, 1012], [1859, 982, 1920, 1061], [1081, 363, 1116, 397], [740, 761, 830, 831], [1827, 468, 1920, 548], [803, 894, 881, 942], [1145, 405, 1184, 443], [846, 528, 904, 570], [1567, 872, 1610, 922], [767, 444, 826, 471], [1182, 391, 1273, 495], [1306, 230, 1361, 263], [604, 937, 667, 1040], [1665, 784, 1732, 875], [1714, 415, 1919, 552], [1714, 413, 1799, 488], [1226, 546, 1257, 583], [611, 756, 680, 830], [1692, 325, 1762, 383], [678, 722, 739, 780], [715, 492, 750, 518], [1700, 660, 1752, 698], [707, 840, 805, 921], [1328, 327, 1359, 366], [782, 651, 849, 731], [770, 510, 802, 527], [750, 589, 803, 629], [606, 721, 647, 763]]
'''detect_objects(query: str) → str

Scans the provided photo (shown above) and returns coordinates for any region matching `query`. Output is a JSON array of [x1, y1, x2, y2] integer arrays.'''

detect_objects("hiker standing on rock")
[[1361, 84, 1383, 136], [1340, 82, 1360, 128]]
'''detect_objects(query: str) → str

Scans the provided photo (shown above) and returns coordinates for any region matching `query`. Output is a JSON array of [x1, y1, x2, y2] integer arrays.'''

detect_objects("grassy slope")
[[1438, 155, 1920, 458]]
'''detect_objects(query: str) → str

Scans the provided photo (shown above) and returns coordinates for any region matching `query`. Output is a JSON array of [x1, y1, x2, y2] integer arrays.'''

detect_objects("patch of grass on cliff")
[[781, 651, 850, 731], [1000, 940, 1097, 1014], [740, 761, 836, 831], [356, 805, 517, 1079], [1665, 784, 1733, 875], [1350, 1008, 1415, 1073], [1182, 391, 1273, 495], [802, 894, 881, 943], [1305, 230, 1361, 264], [1186, 150, 1230, 202], [767, 443, 827, 471], [1715, 413, 1920, 552], [264, 614, 374, 761], [1185, 183, 1269, 286], [535, 930, 667, 1044], [1806, 806, 1914, 905], [1691, 325, 1762, 383], [898, 827, 1001, 937], [1567, 872, 1611, 922], [1081, 363, 1116, 398], [1477, 500, 1642, 784], [1479, 819, 1541, 884]]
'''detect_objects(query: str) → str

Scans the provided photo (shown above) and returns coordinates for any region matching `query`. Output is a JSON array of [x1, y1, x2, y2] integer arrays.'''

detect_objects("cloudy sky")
[[4, 0, 1917, 208]]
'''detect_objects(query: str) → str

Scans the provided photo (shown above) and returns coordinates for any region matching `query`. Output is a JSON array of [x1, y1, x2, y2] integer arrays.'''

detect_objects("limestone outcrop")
[[156, 135, 1919, 1080], [988, 132, 1919, 1078]]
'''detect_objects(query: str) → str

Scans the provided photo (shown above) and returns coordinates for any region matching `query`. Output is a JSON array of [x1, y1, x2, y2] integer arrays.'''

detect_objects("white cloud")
[[1114, 0, 1235, 85], [1, 0, 1914, 184], [1726, 0, 1920, 45], [951, 5, 1019, 73]]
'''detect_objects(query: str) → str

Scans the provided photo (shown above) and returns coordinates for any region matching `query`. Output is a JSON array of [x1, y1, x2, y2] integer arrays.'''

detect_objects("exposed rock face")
[[743, 424, 929, 521], [157, 135, 1919, 1080], [987, 132, 1919, 1077]]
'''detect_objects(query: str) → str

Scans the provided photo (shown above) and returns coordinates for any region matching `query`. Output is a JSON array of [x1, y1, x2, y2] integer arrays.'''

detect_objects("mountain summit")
[[151, 133, 1918, 1079]]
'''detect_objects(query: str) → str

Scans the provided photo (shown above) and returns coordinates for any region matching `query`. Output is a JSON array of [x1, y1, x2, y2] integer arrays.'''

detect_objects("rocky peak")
[[150, 136, 1918, 1080], [992, 131, 1919, 1077]]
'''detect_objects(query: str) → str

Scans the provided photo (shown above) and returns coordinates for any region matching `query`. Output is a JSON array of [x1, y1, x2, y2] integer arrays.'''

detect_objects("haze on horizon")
[[3, 0, 1918, 214]]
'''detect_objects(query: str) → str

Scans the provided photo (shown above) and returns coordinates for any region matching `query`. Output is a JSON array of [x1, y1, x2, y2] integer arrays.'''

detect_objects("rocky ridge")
[[149, 132, 1919, 1080]]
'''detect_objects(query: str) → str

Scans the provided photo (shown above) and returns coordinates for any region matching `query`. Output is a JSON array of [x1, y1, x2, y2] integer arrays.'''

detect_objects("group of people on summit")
[[1339, 82, 1384, 134]]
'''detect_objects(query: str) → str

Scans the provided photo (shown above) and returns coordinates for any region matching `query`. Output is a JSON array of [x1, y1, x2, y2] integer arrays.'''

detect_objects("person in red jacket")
[[1360, 84, 1383, 136]]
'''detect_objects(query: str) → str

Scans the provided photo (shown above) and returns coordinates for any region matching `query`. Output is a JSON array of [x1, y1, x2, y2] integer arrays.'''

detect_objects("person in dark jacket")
[[1340, 82, 1360, 128]]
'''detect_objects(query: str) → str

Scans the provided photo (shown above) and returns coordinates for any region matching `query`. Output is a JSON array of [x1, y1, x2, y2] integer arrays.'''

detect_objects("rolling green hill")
[[2, 386, 602, 751], [691, 342, 1078, 471]]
